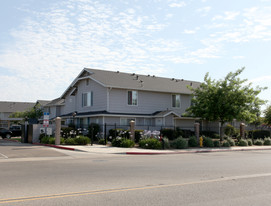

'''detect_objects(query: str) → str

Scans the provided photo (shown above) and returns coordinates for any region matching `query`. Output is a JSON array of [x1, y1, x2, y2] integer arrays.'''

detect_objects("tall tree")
[[186, 68, 266, 140], [264, 105, 271, 126]]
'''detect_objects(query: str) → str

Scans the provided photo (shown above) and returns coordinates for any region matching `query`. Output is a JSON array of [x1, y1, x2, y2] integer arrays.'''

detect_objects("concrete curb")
[[31, 142, 271, 155], [126, 147, 271, 155]]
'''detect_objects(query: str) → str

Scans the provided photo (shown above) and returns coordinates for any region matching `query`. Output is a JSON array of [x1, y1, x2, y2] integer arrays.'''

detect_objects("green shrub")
[[264, 137, 271, 145], [213, 140, 220, 147], [171, 137, 188, 149], [75, 136, 90, 145], [248, 130, 271, 139], [226, 137, 235, 146], [247, 139, 253, 146], [65, 138, 76, 145], [224, 124, 237, 137], [112, 137, 123, 147], [160, 128, 175, 140], [61, 138, 65, 144], [135, 130, 144, 143], [109, 129, 130, 140], [201, 131, 219, 139], [238, 139, 248, 146], [188, 136, 198, 147], [203, 137, 214, 147], [120, 139, 135, 148], [61, 127, 74, 139], [254, 139, 263, 146], [41, 136, 50, 144], [139, 138, 162, 149], [222, 141, 230, 147], [162, 137, 170, 149], [88, 123, 100, 141], [39, 133, 46, 142], [180, 129, 194, 138], [98, 138, 105, 145], [48, 137, 55, 145]]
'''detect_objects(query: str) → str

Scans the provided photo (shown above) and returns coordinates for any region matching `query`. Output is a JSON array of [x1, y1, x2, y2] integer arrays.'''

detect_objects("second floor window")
[[82, 92, 93, 107], [172, 94, 181, 108], [128, 91, 138, 106]]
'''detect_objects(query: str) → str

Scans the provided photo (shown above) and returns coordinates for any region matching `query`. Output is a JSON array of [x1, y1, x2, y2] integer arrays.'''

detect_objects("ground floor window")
[[120, 118, 135, 126]]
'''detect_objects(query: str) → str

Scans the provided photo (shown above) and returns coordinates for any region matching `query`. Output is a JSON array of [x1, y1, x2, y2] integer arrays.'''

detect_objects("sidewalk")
[[33, 142, 271, 155]]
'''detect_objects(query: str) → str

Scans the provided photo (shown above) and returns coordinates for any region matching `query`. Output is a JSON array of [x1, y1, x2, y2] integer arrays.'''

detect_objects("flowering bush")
[[139, 138, 162, 149]]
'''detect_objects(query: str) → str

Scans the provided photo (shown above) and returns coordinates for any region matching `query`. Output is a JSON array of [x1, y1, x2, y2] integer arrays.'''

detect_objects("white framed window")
[[82, 92, 93, 107], [172, 94, 181, 108], [128, 91, 138, 106]]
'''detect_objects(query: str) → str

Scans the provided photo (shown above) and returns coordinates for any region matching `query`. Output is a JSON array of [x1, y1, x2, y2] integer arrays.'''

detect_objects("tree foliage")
[[187, 67, 266, 127], [264, 105, 271, 125], [9, 104, 43, 120]]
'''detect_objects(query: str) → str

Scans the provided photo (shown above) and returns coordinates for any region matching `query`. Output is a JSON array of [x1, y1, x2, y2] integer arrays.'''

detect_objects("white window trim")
[[171, 94, 181, 108], [127, 90, 138, 106], [82, 92, 93, 107]]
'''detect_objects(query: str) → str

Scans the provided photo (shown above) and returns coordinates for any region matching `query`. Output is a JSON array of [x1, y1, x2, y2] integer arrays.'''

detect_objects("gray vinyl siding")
[[175, 119, 195, 129], [63, 95, 76, 115], [108, 88, 191, 115], [76, 79, 107, 113]]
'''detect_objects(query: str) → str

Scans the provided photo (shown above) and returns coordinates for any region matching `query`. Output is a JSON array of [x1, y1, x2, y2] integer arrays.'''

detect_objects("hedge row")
[[40, 135, 90, 145]]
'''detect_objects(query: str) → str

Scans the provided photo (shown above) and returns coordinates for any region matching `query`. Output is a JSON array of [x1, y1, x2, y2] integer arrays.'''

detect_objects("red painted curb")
[[33, 143, 75, 151]]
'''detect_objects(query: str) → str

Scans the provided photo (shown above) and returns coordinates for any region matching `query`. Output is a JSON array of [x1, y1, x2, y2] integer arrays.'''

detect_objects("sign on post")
[[43, 112, 49, 127], [46, 128, 52, 136]]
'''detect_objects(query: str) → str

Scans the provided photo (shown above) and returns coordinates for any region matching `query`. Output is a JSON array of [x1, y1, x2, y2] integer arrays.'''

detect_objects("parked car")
[[0, 128, 12, 139], [9, 125, 22, 137]]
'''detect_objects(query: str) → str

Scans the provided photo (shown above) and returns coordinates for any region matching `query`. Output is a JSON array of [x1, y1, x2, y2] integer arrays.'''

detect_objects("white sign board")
[[46, 128, 52, 136]]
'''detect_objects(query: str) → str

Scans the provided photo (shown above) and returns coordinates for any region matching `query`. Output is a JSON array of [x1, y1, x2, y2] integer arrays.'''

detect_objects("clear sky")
[[0, 0, 270, 110]]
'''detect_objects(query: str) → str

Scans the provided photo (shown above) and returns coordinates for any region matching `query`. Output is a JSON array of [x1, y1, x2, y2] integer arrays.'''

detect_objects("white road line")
[[0, 152, 8, 159]]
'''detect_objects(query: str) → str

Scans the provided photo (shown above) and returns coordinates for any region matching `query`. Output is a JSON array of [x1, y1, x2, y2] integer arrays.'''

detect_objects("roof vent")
[[131, 73, 135, 76], [171, 78, 175, 81], [181, 79, 184, 81], [116, 71, 119, 73], [147, 74, 150, 77], [152, 75, 155, 77]]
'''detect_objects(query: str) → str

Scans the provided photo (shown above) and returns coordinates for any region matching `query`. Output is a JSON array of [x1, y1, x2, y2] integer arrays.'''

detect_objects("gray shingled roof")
[[61, 68, 201, 98], [0, 101, 35, 113], [85, 68, 200, 94], [36, 100, 51, 107], [45, 98, 65, 107]]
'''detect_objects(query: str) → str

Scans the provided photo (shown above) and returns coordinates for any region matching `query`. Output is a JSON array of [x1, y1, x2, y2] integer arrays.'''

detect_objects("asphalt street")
[[1, 139, 271, 205]]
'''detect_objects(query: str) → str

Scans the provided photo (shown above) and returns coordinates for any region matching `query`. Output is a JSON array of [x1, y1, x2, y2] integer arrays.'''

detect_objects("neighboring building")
[[44, 98, 65, 119], [0, 101, 35, 128], [46, 68, 201, 131]]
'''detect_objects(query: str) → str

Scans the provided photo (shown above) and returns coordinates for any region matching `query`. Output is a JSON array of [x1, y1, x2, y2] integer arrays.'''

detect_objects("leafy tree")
[[264, 105, 271, 126], [186, 68, 266, 140], [9, 105, 43, 120]]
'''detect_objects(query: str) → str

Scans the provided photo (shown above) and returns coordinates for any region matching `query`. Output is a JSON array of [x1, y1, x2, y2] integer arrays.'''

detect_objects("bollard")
[[199, 136, 203, 147]]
